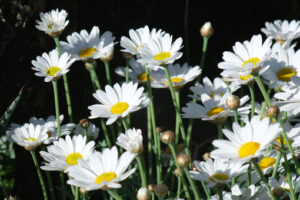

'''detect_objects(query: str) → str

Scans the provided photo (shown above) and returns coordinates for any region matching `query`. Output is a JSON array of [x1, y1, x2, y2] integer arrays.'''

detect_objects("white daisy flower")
[[189, 158, 248, 188], [74, 122, 99, 139], [116, 128, 143, 154], [182, 93, 250, 123], [120, 25, 165, 55], [10, 123, 48, 150], [257, 150, 278, 175], [221, 69, 257, 86], [261, 20, 300, 44], [210, 192, 232, 200], [40, 135, 95, 172], [60, 26, 116, 61], [150, 63, 201, 90], [218, 34, 272, 78], [67, 146, 136, 191], [269, 174, 300, 197], [211, 116, 282, 163], [137, 33, 183, 66], [35, 9, 69, 37], [230, 184, 270, 200], [273, 122, 300, 148], [31, 49, 75, 82], [88, 82, 149, 125]]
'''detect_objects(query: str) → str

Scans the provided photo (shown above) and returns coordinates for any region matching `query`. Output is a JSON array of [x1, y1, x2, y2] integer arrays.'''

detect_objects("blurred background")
[[1, 0, 300, 199]]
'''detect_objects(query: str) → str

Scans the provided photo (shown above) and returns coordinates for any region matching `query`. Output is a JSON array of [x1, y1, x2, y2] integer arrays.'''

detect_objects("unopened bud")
[[154, 184, 168, 199], [160, 130, 175, 144], [79, 119, 89, 129], [203, 152, 211, 160], [267, 105, 280, 117], [122, 52, 134, 60], [174, 168, 182, 176], [84, 60, 97, 70], [272, 186, 285, 198], [200, 22, 213, 37], [156, 126, 163, 134], [80, 187, 87, 194], [176, 153, 190, 167], [226, 95, 240, 110], [137, 187, 150, 200], [147, 184, 156, 192]]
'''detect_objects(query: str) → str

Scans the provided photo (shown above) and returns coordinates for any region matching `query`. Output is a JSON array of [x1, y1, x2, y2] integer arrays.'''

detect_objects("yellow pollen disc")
[[240, 74, 253, 81], [171, 77, 183, 83], [47, 131, 52, 138], [95, 172, 117, 184], [135, 45, 143, 52], [138, 72, 152, 82], [275, 136, 291, 145], [26, 137, 36, 142], [79, 47, 97, 58], [154, 51, 171, 61], [209, 92, 224, 98], [238, 142, 260, 158], [206, 107, 225, 117], [46, 66, 61, 76], [111, 102, 129, 114], [242, 57, 260, 68], [277, 67, 296, 82], [48, 24, 54, 29], [209, 173, 229, 183], [65, 153, 83, 165], [259, 157, 276, 170]]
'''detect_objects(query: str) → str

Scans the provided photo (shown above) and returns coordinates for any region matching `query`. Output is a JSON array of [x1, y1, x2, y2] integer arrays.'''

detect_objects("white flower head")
[[35, 9, 69, 37], [74, 122, 99, 139], [116, 128, 143, 154], [31, 49, 75, 82], [88, 82, 149, 125], [67, 146, 136, 191], [120, 25, 165, 55], [269, 174, 300, 197], [60, 26, 116, 61], [137, 33, 183, 66], [230, 184, 270, 200], [211, 116, 282, 163], [189, 158, 248, 188], [40, 135, 95, 172], [257, 150, 278, 175]]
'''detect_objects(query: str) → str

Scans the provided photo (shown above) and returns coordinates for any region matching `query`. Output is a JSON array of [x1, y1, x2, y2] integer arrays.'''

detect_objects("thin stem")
[[233, 110, 238, 123], [183, 167, 201, 200], [247, 163, 252, 186], [251, 159, 275, 200], [253, 75, 272, 107], [88, 63, 102, 90], [46, 171, 56, 200], [125, 59, 130, 83], [177, 176, 182, 199], [30, 150, 48, 200], [272, 151, 282, 178], [175, 91, 181, 144], [147, 106, 153, 177], [83, 127, 89, 141], [52, 80, 61, 138], [217, 189, 223, 200], [248, 84, 255, 119], [104, 62, 112, 85], [201, 181, 211, 199], [101, 119, 112, 148], [75, 187, 79, 200], [108, 190, 123, 200], [122, 118, 129, 130], [59, 173, 66, 200], [136, 156, 147, 188], [217, 123, 223, 139]]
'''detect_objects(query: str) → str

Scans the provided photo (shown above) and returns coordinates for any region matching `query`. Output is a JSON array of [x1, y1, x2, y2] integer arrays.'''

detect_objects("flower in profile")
[[74, 122, 99, 139], [269, 174, 300, 198], [189, 158, 248, 188], [40, 135, 95, 172], [120, 25, 165, 55], [211, 116, 282, 163], [261, 20, 300, 44], [60, 26, 116, 61], [138, 33, 183, 66], [88, 82, 149, 125], [35, 9, 69, 37], [116, 128, 143, 154], [150, 63, 201, 90], [67, 146, 136, 191], [10, 123, 48, 150], [31, 49, 75, 82]]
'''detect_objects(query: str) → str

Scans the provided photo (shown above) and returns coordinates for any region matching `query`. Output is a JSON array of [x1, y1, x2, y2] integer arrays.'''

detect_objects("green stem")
[[247, 163, 252, 186], [175, 91, 180, 144], [51, 80, 61, 138], [59, 173, 66, 200], [147, 107, 153, 177], [217, 189, 223, 200], [248, 84, 255, 119], [217, 123, 223, 139], [251, 159, 275, 200], [125, 59, 130, 83], [169, 144, 192, 200], [164, 67, 191, 158], [201, 181, 211, 199], [196, 36, 209, 84], [183, 167, 201, 200], [177, 176, 182, 199], [104, 62, 112, 85], [75, 187, 79, 200], [254, 75, 272, 107], [83, 127, 89, 141], [30, 150, 48, 200], [88, 62, 102, 90], [46, 171, 56, 200], [233, 110, 238, 123], [108, 190, 123, 200], [136, 156, 147, 188], [272, 151, 282, 178], [122, 118, 129, 130], [101, 119, 112, 148]]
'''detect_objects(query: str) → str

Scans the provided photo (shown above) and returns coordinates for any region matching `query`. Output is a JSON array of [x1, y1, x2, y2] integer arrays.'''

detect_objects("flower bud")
[[203, 152, 211, 160], [79, 119, 89, 129], [176, 153, 190, 167], [272, 186, 285, 198], [80, 187, 87, 194], [154, 184, 168, 199], [160, 130, 175, 144], [226, 95, 240, 110], [267, 105, 280, 117], [147, 184, 156, 192], [84, 60, 97, 70], [174, 168, 183, 176], [122, 52, 134, 60], [200, 22, 213, 37], [156, 126, 163, 134], [137, 187, 150, 200]]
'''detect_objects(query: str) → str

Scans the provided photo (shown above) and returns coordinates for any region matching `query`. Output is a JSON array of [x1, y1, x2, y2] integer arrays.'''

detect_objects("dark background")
[[1, 0, 300, 199]]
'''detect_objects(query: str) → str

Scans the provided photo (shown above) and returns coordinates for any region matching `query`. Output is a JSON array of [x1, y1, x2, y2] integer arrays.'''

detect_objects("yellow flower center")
[[277, 67, 296, 82], [171, 77, 183, 83], [154, 52, 171, 61], [111, 102, 129, 114], [65, 153, 83, 165], [240, 74, 253, 81], [46, 131, 52, 138], [209, 173, 229, 182], [238, 142, 260, 158], [138, 72, 152, 82], [275, 136, 291, 145], [48, 24, 54, 29], [95, 172, 117, 184], [46, 66, 61, 76], [209, 92, 224, 98], [79, 47, 97, 58], [26, 137, 36, 142], [206, 107, 225, 117], [242, 57, 260, 68], [259, 157, 276, 170]]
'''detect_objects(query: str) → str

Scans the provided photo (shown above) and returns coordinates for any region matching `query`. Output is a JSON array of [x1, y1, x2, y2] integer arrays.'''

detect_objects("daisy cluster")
[[4, 7, 300, 200]]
